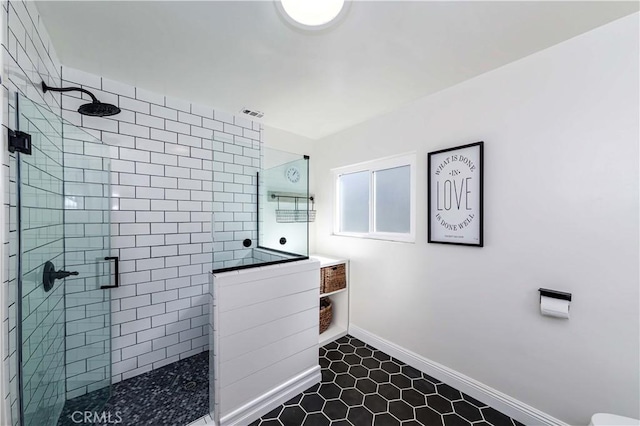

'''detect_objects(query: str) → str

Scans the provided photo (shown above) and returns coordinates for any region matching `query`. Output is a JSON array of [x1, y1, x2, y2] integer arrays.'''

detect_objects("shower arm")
[[41, 82, 99, 103]]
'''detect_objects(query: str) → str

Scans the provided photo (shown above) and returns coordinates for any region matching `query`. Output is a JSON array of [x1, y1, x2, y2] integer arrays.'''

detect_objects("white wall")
[[262, 126, 313, 158], [312, 14, 639, 426]]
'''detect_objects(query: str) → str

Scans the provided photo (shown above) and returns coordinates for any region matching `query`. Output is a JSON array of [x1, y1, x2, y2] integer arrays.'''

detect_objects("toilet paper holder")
[[538, 288, 572, 302]]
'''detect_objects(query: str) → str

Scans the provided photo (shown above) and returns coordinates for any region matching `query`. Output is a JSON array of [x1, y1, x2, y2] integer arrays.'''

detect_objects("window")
[[333, 153, 416, 242]]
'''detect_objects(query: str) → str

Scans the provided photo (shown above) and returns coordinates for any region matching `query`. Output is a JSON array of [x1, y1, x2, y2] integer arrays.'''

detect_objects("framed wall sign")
[[428, 141, 484, 247]]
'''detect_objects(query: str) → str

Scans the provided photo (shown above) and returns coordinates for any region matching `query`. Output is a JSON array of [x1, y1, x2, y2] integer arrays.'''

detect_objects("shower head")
[[77, 102, 121, 117], [41, 81, 121, 117]]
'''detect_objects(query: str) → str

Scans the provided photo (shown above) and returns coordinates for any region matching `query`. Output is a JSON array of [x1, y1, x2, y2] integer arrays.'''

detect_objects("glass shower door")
[[17, 96, 113, 426]]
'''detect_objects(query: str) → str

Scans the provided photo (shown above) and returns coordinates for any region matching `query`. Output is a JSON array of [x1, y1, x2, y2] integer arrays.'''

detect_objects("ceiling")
[[36, 1, 638, 140]]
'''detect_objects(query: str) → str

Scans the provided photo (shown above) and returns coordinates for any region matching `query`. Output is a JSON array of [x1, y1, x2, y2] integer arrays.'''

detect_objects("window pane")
[[374, 165, 410, 233], [339, 171, 369, 233]]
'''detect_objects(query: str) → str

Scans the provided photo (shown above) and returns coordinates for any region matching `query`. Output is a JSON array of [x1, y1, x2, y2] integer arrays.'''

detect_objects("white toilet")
[[590, 413, 640, 426]]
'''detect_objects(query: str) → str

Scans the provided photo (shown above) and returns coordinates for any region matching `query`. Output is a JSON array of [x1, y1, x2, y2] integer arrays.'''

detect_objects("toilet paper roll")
[[540, 295, 570, 319]]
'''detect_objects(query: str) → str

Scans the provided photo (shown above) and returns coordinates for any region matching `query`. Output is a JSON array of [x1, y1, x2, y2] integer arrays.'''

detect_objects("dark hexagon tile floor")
[[250, 335, 524, 426]]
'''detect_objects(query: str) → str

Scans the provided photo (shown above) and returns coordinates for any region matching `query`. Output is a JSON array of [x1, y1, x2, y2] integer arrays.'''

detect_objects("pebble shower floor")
[[57, 351, 209, 426]]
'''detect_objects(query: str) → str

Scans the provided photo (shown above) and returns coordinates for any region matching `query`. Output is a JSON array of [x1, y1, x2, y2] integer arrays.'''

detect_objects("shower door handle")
[[101, 256, 119, 289]]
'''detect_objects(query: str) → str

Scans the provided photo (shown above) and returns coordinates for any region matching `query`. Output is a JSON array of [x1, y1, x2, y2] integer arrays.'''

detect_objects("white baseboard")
[[219, 366, 321, 426], [348, 325, 568, 426]]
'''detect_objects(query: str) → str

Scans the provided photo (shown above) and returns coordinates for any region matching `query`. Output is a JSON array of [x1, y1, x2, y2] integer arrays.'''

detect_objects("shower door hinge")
[[8, 130, 32, 155]]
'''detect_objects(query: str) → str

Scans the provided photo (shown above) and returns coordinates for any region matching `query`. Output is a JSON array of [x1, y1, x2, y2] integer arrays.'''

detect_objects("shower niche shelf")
[[312, 254, 349, 346]]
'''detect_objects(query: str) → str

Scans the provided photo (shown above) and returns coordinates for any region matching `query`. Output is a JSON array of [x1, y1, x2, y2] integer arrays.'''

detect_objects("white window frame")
[[332, 152, 416, 243]]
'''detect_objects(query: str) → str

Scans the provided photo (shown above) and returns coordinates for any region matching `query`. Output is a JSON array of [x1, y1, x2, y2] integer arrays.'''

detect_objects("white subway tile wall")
[[60, 66, 262, 384], [2, 1, 65, 424]]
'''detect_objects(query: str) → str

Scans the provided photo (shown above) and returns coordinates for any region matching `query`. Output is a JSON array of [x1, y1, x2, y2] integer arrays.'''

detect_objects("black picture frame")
[[428, 141, 484, 247]]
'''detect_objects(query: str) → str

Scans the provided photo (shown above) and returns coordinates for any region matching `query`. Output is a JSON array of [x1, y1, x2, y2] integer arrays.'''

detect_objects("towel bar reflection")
[[271, 193, 316, 223]]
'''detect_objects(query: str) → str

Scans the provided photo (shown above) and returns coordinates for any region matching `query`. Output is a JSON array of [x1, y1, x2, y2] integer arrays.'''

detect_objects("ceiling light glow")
[[279, 0, 346, 28]]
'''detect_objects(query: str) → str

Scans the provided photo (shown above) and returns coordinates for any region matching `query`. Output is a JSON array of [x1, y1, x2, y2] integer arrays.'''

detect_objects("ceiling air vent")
[[241, 108, 264, 118]]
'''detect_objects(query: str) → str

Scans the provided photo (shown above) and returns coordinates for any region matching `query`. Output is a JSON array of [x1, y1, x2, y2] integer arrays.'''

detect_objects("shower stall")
[[11, 92, 313, 425]]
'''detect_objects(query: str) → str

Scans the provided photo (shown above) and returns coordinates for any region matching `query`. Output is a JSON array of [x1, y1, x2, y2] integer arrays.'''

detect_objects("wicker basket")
[[321, 264, 346, 294], [319, 297, 332, 334]]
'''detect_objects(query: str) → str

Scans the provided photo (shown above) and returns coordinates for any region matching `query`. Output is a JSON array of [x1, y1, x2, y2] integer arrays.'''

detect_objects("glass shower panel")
[[211, 147, 310, 272], [17, 96, 112, 426], [18, 97, 66, 426], [258, 148, 310, 257], [61, 120, 112, 404]]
